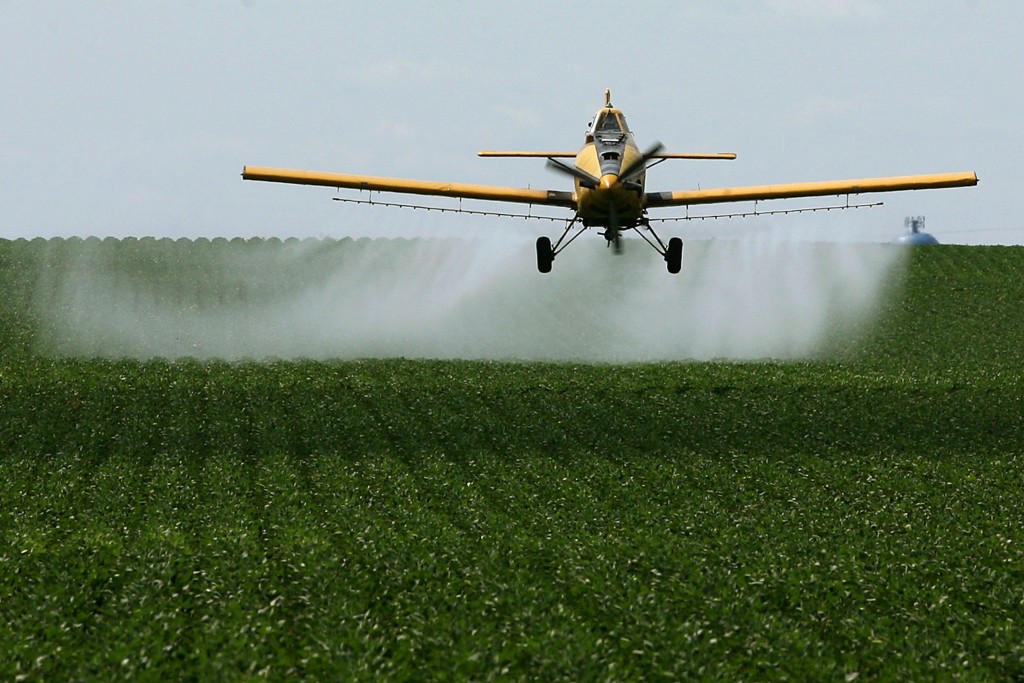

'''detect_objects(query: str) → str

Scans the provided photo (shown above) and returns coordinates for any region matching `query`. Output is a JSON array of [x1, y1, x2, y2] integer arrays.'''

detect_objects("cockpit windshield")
[[595, 112, 622, 133]]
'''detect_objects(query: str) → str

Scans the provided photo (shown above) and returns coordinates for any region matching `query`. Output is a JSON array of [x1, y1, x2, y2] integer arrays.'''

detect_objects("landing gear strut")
[[535, 215, 683, 274], [633, 218, 683, 274], [536, 214, 587, 273]]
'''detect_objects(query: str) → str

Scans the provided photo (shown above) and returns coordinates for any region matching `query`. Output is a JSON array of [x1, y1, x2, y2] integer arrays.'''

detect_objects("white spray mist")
[[34, 235, 906, 362]]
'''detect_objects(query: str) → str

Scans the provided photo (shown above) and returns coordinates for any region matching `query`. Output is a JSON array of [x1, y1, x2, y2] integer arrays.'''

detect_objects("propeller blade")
[[546, 157, 600, 188], [618, 141, 665, 184]]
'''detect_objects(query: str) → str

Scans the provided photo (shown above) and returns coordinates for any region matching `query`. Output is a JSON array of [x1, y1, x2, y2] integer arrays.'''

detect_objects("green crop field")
[[2, 238, 1023, 680]]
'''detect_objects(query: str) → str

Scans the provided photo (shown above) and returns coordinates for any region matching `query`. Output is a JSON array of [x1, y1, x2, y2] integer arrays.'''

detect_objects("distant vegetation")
[[2, 238, 1023, 680]]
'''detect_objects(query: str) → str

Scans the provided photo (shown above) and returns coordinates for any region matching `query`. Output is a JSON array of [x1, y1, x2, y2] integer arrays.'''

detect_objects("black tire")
[[666, 237, 683, 274], [536, 236, 553, 273]]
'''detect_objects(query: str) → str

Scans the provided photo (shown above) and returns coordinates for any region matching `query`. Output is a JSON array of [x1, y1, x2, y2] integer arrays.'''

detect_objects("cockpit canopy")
[[592, 110, 628, 135], [588, 109, 631, 149]]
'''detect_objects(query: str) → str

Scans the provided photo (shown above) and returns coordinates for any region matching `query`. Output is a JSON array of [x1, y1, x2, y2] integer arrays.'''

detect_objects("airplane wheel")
[[666, 237, 683, 274], [536, 236, 553, 273]]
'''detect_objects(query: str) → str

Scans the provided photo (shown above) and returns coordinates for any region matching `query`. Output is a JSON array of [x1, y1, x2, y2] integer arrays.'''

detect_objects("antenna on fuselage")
[[604, 88, 612, 107]]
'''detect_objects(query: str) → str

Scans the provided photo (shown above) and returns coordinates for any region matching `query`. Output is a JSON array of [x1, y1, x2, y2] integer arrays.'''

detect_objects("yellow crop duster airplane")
[[243, 90, 977, 273]]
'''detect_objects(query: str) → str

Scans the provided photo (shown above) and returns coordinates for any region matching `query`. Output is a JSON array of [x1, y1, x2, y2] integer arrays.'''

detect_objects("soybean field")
[[1, 238, 1023, 680]]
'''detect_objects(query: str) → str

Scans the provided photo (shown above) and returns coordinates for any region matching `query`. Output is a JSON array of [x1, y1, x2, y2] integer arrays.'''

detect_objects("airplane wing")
[[241, 166, 576, 207], [645, 171, 978, 208], [477, 151, 578, 158], [649, 152, 737, 160], [477, 151, 737, 160]]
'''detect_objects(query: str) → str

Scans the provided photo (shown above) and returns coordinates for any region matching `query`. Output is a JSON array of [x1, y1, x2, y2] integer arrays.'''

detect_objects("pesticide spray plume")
[[34, 235, 906, 362]]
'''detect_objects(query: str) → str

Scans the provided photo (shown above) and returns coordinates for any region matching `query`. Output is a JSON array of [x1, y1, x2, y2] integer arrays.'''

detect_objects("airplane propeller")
[[617, 141, 664, 185], [545, 157, 600, 188], [545, 142, 665, 190]]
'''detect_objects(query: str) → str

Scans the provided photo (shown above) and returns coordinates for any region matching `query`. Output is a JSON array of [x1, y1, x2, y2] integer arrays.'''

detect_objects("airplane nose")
[[599, 174, 619, 190]]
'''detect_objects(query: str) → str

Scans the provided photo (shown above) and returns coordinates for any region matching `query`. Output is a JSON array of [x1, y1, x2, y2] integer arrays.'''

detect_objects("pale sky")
[[2, 0, 1021, 244]]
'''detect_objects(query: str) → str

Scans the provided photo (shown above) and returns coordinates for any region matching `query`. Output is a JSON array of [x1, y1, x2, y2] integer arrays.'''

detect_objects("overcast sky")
[[2, 0, 1021, 244]]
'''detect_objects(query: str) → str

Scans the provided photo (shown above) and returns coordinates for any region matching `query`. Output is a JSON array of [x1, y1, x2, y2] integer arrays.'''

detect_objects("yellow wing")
[[477, 151, 737, 160], [645, 171, 978, 208], [648, 152, 737, 160], [477, 151, 578, 158], [241, 166, 576, 208]]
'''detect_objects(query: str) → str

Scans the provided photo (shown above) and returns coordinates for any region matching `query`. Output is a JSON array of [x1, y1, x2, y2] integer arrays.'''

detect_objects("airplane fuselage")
[[573, 105, 646, 229]]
